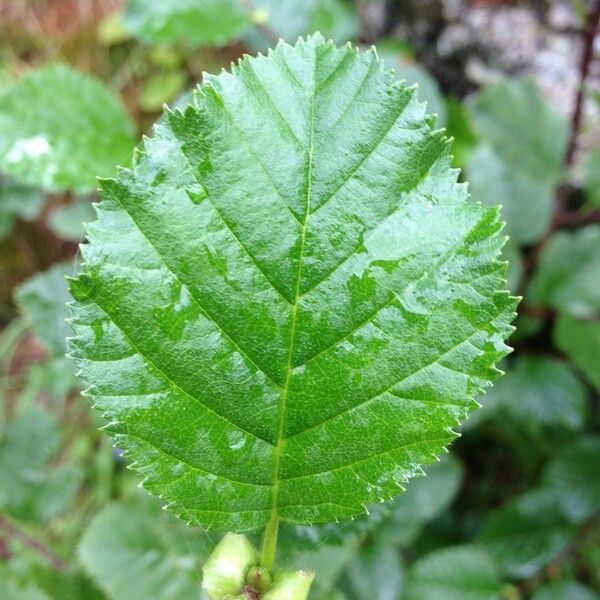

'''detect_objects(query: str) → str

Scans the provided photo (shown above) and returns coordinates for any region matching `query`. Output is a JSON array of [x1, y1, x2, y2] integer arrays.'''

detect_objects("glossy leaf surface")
[[69, 36, 515, 532]]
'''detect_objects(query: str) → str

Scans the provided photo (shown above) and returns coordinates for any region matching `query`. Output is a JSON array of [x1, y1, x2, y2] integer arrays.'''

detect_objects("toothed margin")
[[67, 33, 518, 532]]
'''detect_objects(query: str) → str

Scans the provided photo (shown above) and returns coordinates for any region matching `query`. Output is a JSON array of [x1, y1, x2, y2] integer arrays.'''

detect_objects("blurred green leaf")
[[0, 178, 45, 221], [467, 79, 568, 245], [531, 581, 600, 600], [124, 0, 249, 47], [0, 580, 51, 600], [97, 11, 131, 46], [554, 314, 600, 391], [281, 539, 359, 599], [383, 455, 464, 547], [0, 65, 135, 192], [48, 198, 96, 242], [376, 40, 446, 126], [542, 436, 600, 523], [16, 357, 80, 409], [445, 97, 478, 168], [15, 261, 74, 356], [405, 545, 503, 600], [344, 537, 404, 600], [0, 556, 106, 600], [528, 226, 600, 318], [496, 356, 587, 432], [79, 495, 213, 600], [503, 242, 523, 294], [583, 147, 600, 207], [469, 79, 567, 182], [467, 144, 554, 244], [247, 0, 359, 48], [139, 70, 188, 113], [0, 178, 45, 240], [0, 407, 81, 523], [478, 489, 575, 578]]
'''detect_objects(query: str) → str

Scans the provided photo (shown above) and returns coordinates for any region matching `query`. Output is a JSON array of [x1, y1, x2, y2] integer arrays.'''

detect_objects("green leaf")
[[405, 545, 504, 600], [554, 314, 600, 391], [376, 40, 446, 126], [48, 196, 96, 242], [0, 407, 82, 523], [531, 581, 600, 600], [528, 226, 600, 319], [494, 356, 587, 431], [0, 65, 136, 192], [248, 0, 359, 49], [503, 242, 523, 294], [15, 261, 75, 356], [478, 489, 575, 578], [466, 144, 554, 244], [124, 0, 250, 47], [48, 197, 96, 242], [139, 70, 189, 113], [279, 537, 357, 599], [1, 558, 106, 600], [466, 79, 568, 245], [583, 147, 600, 207], [278, 455, 462, 596], [0, 581, 51, 600], [542, 436, 600, 523], [445, 97, 478, 168], [344, 537, 404, 600], [0, 177, 45, 240], [79, 495, 212, 600], [468, 79, 567, 183], [383, 454, 464, 546], [69, 35, 515, 533]]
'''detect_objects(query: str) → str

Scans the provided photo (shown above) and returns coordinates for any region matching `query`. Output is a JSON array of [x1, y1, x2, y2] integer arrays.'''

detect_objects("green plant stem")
[[261, 513, 279, 570]]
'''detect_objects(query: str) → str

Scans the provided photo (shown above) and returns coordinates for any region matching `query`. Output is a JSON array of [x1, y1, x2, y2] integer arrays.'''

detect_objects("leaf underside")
[[68, 35, 516, 532]]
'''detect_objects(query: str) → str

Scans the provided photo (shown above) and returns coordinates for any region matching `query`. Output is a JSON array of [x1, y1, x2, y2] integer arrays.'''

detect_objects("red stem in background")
[[564, 0, 600, 169], [522, 0, 600, 287]]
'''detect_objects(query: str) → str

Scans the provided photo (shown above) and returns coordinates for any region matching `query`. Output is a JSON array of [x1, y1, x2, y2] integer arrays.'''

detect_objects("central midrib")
[[264, 50, 317, 561]]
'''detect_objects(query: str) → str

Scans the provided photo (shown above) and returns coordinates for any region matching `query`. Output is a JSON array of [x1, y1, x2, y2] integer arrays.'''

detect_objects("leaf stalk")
[[260, 514, 279, 571]]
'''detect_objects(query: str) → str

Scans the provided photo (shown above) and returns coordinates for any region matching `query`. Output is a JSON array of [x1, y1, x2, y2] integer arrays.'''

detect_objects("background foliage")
[[0, 1, 599, 599]]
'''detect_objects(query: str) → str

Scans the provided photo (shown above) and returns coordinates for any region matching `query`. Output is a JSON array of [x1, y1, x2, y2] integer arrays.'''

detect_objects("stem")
[[0, 513, 68, 572], [564, 0, 600, 169], [260, 46, 316, 573], [261, 514, 279, 570], [522, 0, 600, 284]]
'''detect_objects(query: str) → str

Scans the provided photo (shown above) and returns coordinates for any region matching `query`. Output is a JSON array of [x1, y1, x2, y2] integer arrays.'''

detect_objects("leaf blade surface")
[[69, 36, 515, 532]]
